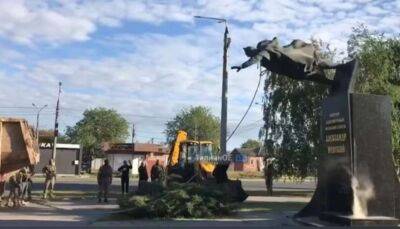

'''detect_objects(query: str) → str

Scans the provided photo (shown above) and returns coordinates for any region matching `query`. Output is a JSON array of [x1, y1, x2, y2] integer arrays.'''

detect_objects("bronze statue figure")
[[232, 37, 344, 85]]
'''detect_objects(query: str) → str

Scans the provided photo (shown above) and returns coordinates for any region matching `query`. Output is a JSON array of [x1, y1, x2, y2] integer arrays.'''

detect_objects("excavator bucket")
[[213, 161, 248, 202]]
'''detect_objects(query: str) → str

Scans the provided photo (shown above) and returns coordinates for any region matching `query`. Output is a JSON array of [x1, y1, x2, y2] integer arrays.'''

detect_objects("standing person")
[[117, 160, 132, 195], [19, 168, 29, 204], [138, 161, 148, 182], [150, 160, 163, 182], [7, 172, 21, 207], [0, 177, 5, 202], [26, 165, 35, 201], [138, 161, 148, 189], [97, 159, 113, 203], [42, 159, 56, 199], [264, 158, 275, 196]]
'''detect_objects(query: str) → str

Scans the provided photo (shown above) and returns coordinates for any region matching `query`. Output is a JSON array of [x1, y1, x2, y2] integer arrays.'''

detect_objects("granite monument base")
[[320, 212, 399, 226], [295, 93, 400, 224]]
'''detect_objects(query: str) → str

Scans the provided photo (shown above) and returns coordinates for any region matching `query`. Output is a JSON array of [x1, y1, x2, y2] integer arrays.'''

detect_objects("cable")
[[226, 68, 266, 142]]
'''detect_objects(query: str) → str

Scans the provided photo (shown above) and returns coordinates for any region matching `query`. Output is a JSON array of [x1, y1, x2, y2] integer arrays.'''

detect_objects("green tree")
[[241, 139, 261, 149], [66, 107, 129, 160], [348, 25, 400, 166], [165, 106, 220, 147], [263, 26, 400, 179], [263, 40, 336, 179], [38, 129, 70, 145]]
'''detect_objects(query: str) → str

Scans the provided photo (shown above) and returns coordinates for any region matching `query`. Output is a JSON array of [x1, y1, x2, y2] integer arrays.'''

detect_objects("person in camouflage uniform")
[[7, 168, 26, 207], [26, 165, 35, 201], [97, 159, 113, 203], [42, 159, 56, 199], [18, 168, 29, 204], [263, 157, 275, 196]]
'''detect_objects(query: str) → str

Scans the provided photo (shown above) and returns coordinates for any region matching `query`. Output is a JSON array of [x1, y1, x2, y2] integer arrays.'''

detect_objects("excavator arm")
[[168, 130, 187, 167]]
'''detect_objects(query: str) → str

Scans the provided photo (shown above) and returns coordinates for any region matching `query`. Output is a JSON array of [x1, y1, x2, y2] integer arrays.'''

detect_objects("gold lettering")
[[328, 145, 346, 154], [326, 118, 345, 125], [325, 133, 347, 143], [325, 124, 347, 131], [329, 112, 340, 118]]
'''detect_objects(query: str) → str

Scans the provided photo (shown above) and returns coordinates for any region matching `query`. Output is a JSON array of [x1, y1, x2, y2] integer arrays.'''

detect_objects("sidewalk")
[[0, 195, 308, 227], [92, 195, 308, 227]]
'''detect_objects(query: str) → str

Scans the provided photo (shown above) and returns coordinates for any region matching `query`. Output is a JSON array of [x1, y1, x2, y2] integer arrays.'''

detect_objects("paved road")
[[30, 177, 316, 194], [241, 179, 315, 191], [1, 177, 314, 227], [0, 195, 308, 227]]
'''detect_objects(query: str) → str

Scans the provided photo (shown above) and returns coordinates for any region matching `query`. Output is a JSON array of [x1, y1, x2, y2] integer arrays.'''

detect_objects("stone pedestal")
[[320, 212, 399, 226], [296, 93, 400, 226]]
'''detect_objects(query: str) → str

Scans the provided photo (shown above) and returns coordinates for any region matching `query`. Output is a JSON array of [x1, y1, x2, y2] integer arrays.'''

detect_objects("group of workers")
[[3, 159, 56, 207], [5, 166, 33, 207], [97, 159, 164, 202], [2, 158, 164, 206]]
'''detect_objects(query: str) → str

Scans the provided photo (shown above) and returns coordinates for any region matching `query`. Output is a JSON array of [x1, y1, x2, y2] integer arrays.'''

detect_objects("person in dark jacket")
[[150, 160, 164, 182], [117, 160, 132, 195], [138, 161, 148, 189], [138, 161, 148, 182]]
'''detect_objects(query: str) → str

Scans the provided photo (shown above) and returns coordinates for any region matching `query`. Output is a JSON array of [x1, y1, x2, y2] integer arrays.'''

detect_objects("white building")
[[101, 143, 168, 175]]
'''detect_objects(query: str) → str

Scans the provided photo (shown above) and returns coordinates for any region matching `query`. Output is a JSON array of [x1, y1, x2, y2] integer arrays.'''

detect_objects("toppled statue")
[[232, 37, 343, 85]]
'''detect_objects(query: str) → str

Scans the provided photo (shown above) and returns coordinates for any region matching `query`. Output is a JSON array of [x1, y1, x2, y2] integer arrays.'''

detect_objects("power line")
[[0, 106, 38, 109], [226, 68, 265, 142], [0, 106, 262, 121]]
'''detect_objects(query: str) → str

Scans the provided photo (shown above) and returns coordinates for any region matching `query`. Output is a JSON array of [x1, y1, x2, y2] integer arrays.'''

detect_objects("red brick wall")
[[144, 155, 167, 175], [233, 156, 263, 172]]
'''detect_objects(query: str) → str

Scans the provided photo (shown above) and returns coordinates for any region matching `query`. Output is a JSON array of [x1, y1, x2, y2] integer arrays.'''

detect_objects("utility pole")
[[32, 103, 48, 145], [220, 24, 230, 155], [52, 82, 62, 160], [194, 16, 230, 155]]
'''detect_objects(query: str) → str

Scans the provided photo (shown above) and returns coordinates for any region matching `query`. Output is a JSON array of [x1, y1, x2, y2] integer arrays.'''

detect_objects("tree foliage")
[[241, 139, 261, 149], [262, 40, 338, 179], [262, 25, 400, 178], [348, 25, 400, 166], [66, 107, 129, 159], [118, 183, 235, 218], [165, 106, 220, 146], [38, 129, 70, 145]]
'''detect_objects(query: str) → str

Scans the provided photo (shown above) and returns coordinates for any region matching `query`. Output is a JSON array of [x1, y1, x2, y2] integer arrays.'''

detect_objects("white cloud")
[[0, 0, 399, 48], [0, 25, 265, 148], [0, 0, 399, 149], [0, 0, 96, 45]]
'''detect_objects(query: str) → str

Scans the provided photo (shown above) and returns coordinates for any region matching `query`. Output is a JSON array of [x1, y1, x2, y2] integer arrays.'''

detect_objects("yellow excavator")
[[164, 130, 247, 202], [166, 130, 229, 183]]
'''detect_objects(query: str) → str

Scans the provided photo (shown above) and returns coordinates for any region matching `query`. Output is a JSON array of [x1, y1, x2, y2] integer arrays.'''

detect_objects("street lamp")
[[194, 15, 230, 155], [32, 103, 48, 145]]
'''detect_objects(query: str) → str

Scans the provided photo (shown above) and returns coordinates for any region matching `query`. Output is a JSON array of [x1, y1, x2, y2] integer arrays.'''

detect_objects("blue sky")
[[0, 0, 399, 149]]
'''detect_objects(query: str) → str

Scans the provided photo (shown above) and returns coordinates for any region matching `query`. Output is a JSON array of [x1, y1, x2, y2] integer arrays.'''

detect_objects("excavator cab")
[[167, 131, 216, 182], [165, 130, 248, 202], [173, 140, 215, 180], [180, 140, 215, 173]]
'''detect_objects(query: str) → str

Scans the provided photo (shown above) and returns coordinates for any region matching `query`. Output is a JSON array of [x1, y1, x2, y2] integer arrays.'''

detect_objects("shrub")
[[117, 182, 238, 218]]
